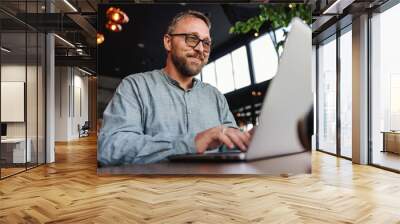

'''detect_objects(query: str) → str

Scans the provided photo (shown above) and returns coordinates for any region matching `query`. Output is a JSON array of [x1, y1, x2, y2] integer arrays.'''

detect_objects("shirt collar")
[[159, 69, 200, 90]]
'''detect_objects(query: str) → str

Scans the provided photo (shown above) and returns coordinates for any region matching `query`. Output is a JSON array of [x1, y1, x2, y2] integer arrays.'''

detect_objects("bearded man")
[[98, 10, 251, 165]]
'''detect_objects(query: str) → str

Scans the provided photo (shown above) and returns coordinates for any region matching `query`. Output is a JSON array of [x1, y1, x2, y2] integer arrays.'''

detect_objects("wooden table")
[[382, 131, 400, 154], [98, 152, 311, 176], [1, 138, 32, 164]]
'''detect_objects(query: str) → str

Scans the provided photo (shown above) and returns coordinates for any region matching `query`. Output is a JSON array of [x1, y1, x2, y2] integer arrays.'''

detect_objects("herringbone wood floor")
[[1, 136, 400, 223]]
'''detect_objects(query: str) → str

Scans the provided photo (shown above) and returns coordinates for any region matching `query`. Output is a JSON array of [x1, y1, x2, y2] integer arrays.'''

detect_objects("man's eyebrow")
[[188, 32, 211, 41]]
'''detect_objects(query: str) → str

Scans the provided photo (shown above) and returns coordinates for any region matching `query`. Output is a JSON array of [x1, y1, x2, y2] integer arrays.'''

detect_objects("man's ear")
[[163, 34, 172, 52]]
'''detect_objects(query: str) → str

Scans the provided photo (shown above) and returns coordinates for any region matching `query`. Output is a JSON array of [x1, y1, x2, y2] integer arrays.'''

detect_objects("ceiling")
[[5, 0, 377, 76], [98, 3, 267, 78], [1, 1, 293, 76]]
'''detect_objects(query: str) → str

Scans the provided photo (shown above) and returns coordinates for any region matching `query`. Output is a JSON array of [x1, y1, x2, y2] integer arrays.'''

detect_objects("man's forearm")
[[98, 131, 197, 165]]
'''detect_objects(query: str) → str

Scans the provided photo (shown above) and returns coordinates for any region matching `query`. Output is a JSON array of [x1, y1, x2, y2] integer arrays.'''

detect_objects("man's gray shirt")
[[98, 69, 237, 165]]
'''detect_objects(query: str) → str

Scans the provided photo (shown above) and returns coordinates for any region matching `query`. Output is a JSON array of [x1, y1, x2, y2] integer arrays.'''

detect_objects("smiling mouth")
[[188, 57, 202, 63]]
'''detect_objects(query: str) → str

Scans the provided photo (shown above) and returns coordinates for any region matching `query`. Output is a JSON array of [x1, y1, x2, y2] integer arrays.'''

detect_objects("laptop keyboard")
[[204, 146, 242, 154]]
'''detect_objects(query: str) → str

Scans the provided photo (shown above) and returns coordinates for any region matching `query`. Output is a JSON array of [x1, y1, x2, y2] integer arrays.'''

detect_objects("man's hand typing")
[[194, 125, 251, 154]]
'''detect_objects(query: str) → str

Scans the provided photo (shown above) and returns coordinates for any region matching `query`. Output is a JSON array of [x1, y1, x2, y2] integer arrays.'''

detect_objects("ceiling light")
[[54, 34, 75, 48], [75, 42, 83, 47], [106, 7, 129, 24], [323, 0, 341, 14], [1, 47, 11, 53], [105, 21, 122, 32], [76, 49, 84, 55], [97, 33, 105, 45], [137, 43, 145, 48], [63, 0, 78, 12], [112, 13, 121, 22], [78, 67, 92, 76], [322, 0, 355, 15]]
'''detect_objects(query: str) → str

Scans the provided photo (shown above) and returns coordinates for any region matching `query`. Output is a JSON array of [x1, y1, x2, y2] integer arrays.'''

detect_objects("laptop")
[[168, 18, 312, 162]]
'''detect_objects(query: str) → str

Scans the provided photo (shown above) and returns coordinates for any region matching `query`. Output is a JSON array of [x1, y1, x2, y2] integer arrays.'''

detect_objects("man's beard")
[[171, 51, 207, 77]]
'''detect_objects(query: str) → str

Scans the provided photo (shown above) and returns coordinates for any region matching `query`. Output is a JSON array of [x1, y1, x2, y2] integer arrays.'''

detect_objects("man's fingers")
[[237, 131, 251, 147], [218, 132, 235, 149], [226, 128, 251, 146], [248, 127, 257, 136], [244, 131, 251, 139], [225, 131, 248, 151]]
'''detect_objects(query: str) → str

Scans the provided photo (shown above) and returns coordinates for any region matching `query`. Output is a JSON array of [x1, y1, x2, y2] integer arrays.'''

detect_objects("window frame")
[[315, 23, 353, 161]]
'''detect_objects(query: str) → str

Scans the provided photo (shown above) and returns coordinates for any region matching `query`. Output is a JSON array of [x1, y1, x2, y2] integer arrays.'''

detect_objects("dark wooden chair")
[[78, 121, 90, 138]]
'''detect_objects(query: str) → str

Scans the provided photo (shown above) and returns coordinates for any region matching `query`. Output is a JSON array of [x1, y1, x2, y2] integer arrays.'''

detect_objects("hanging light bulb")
[[105, 21, 122, 32], [106, 7, 129, 24], [97, 33, 105, 45]]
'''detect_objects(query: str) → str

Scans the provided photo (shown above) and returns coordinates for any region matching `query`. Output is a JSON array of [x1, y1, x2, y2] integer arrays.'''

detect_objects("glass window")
[[340, 28, 352, 158], [274, 27, 288, 55], [38, 33, 46, 165], [390, 75, 400, 130], [27, 31, 39, 169], [317, 36, 337, 155], [371, 3, 400, 171], [1, 32, 28, 177], [215, 54, 235, 94], [231, 46, 251, 89], [195, 73, 201, 81], [201, 62, 217, 87], [203, 45, 252, 93], [0, 1, 46, 179], [250, 33, 278, 83]]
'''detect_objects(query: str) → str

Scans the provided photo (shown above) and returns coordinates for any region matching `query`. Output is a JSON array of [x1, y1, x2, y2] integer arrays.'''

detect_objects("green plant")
[[229, 4, 312, 57]]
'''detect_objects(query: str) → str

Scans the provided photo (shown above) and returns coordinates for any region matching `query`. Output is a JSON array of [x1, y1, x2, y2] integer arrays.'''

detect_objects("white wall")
[[1, 65, 27, 141], [72, 72, 89, 138], [1, 65, 41, 137], [54, 67, 89, 141], [1, 63, 46, 163], [55, 66, 69, 141]]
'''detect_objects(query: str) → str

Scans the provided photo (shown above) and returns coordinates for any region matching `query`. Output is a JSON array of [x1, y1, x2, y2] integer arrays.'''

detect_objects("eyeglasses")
[[168, 33, 211, 52]]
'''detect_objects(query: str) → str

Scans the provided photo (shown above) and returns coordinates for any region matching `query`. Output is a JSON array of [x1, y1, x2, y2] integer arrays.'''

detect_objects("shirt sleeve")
[[98, 78, 197, 165], [215, 90, 240, 152]]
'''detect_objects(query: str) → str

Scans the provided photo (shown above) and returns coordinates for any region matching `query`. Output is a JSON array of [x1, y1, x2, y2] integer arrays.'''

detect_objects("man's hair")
[[166, 10, 211, 34]]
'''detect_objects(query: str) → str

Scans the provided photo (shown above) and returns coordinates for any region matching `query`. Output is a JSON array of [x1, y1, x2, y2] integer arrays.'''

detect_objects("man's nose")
[[193, 41, 204, 52]]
